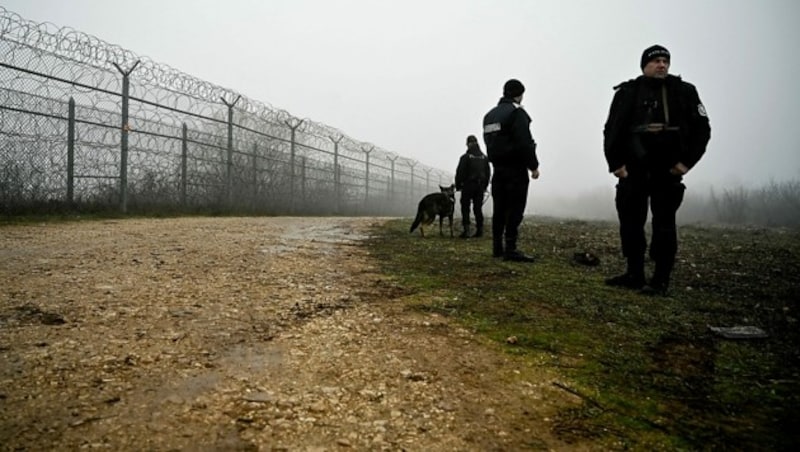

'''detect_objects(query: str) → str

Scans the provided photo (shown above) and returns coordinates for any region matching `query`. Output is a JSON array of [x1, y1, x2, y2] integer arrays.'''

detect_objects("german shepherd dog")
[[409, 184, 456, 238]]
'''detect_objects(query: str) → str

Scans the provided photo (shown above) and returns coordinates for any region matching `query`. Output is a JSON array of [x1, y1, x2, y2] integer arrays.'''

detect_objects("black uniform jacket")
[[603, 74, 711, 174], [455, 143, 491, 191], [483, 97, 539, 171]]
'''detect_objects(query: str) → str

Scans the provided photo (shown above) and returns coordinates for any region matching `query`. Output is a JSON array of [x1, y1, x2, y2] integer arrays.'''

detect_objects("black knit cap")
[[640, 44, 670, 69], [503, 79, 525, 98], [466, 135, 478, 144]]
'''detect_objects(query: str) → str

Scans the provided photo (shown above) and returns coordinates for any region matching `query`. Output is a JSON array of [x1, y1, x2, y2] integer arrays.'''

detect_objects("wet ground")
[[0, 217, 588, 450]]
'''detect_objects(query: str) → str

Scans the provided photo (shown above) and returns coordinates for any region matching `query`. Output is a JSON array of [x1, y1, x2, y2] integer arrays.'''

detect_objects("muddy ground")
[[0, 217, 590, 451]]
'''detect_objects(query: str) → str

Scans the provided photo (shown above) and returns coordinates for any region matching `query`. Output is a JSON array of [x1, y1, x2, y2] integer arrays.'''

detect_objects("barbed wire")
[[0, 6, 432, 170], [0, 6, 451, 214]]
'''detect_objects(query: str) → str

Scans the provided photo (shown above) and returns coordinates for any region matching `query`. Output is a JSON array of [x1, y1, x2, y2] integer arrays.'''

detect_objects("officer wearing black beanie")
[[503, 79, 525, 98], [603, 45, 711, 295], [640, 44, 670, 69], [455, 135, 490, 238], [482, 79, 540, 262]]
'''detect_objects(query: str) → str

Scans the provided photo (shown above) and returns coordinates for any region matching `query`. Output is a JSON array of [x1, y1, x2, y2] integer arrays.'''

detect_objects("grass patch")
[[367, 217, 800, 449]]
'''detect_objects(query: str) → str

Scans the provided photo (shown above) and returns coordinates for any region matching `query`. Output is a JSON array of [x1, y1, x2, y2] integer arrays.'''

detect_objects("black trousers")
[[491, 167, 530, 252], [615, 174, 685, 270], [460, 182, 485, 230]]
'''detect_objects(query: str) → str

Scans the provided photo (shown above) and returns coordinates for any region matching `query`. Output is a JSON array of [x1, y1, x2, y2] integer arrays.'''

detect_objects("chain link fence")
[[0, 7, 452, 216]]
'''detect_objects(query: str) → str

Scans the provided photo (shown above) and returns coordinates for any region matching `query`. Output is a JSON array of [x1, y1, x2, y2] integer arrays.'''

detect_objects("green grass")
[[366, 217, 800, 450]]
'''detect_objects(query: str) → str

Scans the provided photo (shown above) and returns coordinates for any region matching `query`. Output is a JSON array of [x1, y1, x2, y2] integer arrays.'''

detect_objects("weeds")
[[367, 217, 800, 449]]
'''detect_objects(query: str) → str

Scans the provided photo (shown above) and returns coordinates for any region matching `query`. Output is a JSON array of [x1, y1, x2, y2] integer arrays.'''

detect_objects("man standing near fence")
[[483, 79, 540, 262], [603, 45, 711, 295], [455, 135, 490, 238]]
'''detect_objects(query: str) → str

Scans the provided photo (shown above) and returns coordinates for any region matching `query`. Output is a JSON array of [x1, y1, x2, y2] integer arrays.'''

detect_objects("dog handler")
[[482, 79, 540, 262], [603, 45, 711, 295], [455, 135, 491, 238]]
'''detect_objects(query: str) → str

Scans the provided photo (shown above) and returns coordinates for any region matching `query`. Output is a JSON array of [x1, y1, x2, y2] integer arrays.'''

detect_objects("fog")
[[3, 0, 799, 219]]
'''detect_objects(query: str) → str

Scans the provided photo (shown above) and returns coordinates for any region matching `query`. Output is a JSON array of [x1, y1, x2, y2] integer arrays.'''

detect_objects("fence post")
[[284, 118, 304, 212], [329, 135, 343, 214], [424, 168, 432, 193], [385, 176, 391, 214], [252, 142, 258, 209], [362, 145, 373, 205], [407, 160, 417, 201], [387, 154, 398, 203], [337, 163, 344, 213], [67, 97, 75, 206], [220, 95, 241, 208], [301, 156, 307, 209], [112, 60, 140, 214], [181, 123, 188, 206]]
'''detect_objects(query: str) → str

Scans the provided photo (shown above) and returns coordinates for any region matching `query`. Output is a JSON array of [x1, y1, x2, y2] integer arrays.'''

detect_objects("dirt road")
[[0, 217, 586, 451]]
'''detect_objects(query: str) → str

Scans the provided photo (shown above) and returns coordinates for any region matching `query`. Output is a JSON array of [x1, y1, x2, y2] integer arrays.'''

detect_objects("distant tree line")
[[705, 179, 800, 227], [535, 178, 800, 228]]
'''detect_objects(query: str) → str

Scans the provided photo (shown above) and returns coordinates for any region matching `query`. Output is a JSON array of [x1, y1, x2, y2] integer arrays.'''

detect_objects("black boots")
[[606, 258, 672, 296], [640, 278, 669, 296], [492, 236, 534, 262], [461, 225, 483, 239], [473, 221, 484, 238], [502, 238, 535, 263], [605, 272, 646, 290], [493, 241, 504, 258], [503, 250, 536, 262], [641, 261, 672, 296], [605, 258, 646, 290]]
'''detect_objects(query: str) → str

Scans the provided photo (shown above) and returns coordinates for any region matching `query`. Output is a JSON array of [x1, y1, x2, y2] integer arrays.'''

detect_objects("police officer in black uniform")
[[483, 79, 540, 262], [603, 45, 711, 294], [455, 135, 491, 238]]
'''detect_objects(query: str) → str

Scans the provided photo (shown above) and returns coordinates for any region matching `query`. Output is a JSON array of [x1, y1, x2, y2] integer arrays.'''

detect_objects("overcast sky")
[[2, 0, 799, 205]]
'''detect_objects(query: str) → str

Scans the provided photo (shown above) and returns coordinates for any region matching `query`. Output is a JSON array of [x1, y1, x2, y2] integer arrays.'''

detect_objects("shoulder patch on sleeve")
[[484, 123, 501, 133], [697, 103, 707, 117]]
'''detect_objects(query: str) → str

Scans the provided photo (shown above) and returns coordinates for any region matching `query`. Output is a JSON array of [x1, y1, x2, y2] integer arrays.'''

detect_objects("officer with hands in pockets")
[[482, 79, 540, 262], [603, 45, 711, 295]]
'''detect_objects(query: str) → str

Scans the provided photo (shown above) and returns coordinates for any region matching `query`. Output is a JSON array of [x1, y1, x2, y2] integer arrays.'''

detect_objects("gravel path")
[[0, 217, 588, 451]]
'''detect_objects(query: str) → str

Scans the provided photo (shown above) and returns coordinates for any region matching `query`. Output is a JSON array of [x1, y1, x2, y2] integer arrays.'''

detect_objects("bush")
[[710, 179, 800, 227]]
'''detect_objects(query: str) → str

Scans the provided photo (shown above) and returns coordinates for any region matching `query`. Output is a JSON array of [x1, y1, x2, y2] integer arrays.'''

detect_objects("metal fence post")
[[112, 60, 140, 214], [285, 118, 303, 212], [252, 142, 258, 208], [407, 160, 417, 201], [337, 163, 343, 213], [220, 95, 241, 208], [387, 154, 398, 203], [67, 97, 75, 206], [181, 123, 188, 206], [362, 145, 373, 205], [329, 135, 343, 214], [424, 168, 432, 193], [385, 176, 391, 213], [301, 156, 308, 209]]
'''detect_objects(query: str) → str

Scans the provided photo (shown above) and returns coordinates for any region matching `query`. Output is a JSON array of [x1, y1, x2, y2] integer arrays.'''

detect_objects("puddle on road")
[[217, 344, 285, 378], [282, 223, 371, 245], [255, 223, 372, 258], [154, 343, 286, 405], [259, 244, 295, 255]]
